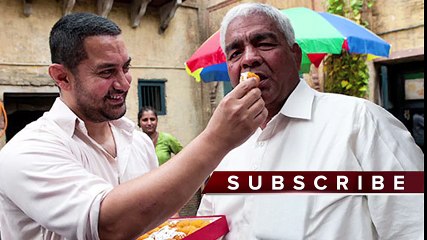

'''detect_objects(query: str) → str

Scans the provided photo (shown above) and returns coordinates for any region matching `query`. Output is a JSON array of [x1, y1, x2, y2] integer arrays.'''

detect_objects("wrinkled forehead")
[[224, 14, 283, 50], [226, 13, 281, 37], [228, 13, 278, 32]]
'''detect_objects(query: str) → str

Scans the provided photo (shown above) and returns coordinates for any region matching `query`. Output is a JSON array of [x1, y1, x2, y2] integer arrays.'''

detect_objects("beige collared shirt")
[[0, 98, 158, 240], [198, 80, 424, 240]]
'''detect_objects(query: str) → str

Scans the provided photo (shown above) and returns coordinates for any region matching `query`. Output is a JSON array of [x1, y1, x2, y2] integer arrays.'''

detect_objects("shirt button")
[[256, 141, 265, 147]]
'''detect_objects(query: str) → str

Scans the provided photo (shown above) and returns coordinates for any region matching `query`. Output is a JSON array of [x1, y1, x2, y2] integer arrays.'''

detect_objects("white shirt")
[[198, 80, 424, 240], [0, 98, 158, 240]]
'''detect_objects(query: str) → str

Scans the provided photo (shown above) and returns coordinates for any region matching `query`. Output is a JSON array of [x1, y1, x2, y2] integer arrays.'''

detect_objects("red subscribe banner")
[[203, 171, 424, 194]]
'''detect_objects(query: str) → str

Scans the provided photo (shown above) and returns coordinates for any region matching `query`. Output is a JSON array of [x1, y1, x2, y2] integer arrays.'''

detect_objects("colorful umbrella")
[[185, 7, 391, 82]]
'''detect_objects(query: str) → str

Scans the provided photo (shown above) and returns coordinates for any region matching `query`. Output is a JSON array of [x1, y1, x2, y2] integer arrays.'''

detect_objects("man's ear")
[[292, 43, 303, 71], [48, 64, 71, 91]]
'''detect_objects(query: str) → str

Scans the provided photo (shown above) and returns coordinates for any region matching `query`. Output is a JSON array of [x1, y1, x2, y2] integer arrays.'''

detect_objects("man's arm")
[[356, 101, 424, 239], [98, 78, 267, 240]]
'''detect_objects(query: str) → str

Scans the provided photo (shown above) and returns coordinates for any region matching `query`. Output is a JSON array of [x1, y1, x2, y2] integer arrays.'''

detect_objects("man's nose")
[[241, 46, 262, 70], [113, 71, 131, 91]]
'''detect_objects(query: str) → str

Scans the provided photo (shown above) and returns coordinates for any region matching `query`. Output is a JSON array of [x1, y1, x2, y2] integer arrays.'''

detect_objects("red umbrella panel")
[[185, 31, 228, 82]]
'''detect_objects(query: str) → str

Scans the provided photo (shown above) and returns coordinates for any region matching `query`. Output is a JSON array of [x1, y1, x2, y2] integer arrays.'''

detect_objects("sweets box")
[[138, 215, 229, 240]]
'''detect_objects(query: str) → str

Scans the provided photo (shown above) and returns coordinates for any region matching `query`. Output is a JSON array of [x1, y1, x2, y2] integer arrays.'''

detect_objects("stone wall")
[[372, 0, 424, 52]]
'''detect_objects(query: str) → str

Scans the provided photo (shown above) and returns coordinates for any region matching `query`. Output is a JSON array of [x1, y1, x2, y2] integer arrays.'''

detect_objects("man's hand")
[[205, 78, 267, 151]]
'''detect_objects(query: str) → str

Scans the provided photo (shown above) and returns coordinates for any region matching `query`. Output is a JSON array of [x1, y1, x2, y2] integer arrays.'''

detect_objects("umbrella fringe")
[[185, 64, 203, 82]]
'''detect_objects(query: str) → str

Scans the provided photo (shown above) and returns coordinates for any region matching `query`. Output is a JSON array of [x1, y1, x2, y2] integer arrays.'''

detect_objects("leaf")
[[359, 86, 367, 92], [341, 80, 349, 88], [354, 14, 362, 22]]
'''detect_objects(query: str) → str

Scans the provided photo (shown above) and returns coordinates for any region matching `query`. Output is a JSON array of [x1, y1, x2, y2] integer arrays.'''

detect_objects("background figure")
[[138, 106, 183, 165], [308, 64, 323, 92], [412, 113, 424, 151]]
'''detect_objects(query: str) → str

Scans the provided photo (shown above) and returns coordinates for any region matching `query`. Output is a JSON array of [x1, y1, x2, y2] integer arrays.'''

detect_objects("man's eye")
[[123, 65, 131, 73], [99, 70, 114, 78], [258, 42, 276, 49], [228, 51, 241, 60]]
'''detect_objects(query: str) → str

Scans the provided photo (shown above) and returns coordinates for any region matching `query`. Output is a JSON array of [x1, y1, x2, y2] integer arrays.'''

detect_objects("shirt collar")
[[46, 97, 136, 137], [279, 79, 315, 120]]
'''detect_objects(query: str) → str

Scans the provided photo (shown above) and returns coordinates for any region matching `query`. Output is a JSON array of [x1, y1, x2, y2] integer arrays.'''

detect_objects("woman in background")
[[138, 106, 183, 165]]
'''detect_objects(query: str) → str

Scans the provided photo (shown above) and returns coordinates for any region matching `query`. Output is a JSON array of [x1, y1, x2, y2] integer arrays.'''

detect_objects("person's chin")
[[260, 91, 270, 102], [107, 108, 126, 120]]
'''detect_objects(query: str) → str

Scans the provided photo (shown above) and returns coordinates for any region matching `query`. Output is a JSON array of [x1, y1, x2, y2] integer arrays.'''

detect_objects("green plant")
[[323, 0, 375, 98], [323, 52, 369, 98]]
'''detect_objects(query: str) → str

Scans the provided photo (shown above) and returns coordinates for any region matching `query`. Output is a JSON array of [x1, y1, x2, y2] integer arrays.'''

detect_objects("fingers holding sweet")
[[204, 82, 267, 150], [248, 94, 268, 123], [240, 87, 262, 110], [240, 72, 260, 87], [255, 107, 268, 125], [227, 77, 259, 100]]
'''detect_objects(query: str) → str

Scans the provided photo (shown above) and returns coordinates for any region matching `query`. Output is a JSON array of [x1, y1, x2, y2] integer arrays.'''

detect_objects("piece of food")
[[240, 72, 260, 86]]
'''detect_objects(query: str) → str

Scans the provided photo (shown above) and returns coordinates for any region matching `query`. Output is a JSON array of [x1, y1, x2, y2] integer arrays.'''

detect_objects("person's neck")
[[85, 121, 112, 142], [148, 131, 159, 140], [85, 120, 117, 158], [148, 131, 159, 145], [60, 97, 111, 139], [60, 97, 116, 155], [261, 103, 283, 129]]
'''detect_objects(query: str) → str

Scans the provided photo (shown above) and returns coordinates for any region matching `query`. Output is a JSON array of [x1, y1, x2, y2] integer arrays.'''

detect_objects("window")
[[138, 79, 166, 115]]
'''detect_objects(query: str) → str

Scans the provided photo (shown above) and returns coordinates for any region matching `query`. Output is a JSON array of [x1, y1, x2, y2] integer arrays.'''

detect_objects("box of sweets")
[[137, 215, 229, 240]]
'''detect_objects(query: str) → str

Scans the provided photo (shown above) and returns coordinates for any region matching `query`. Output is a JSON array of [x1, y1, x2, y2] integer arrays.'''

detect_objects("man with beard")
[[0, 13, 267, 240]]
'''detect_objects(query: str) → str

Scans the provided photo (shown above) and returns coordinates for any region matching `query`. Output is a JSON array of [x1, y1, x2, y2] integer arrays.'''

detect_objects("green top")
[[155, 132, 183, 165]]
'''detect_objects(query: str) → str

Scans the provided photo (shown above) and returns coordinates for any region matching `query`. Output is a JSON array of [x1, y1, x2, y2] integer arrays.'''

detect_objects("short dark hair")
[[137, 106, 158, 127], [49, 12, 122, 72]]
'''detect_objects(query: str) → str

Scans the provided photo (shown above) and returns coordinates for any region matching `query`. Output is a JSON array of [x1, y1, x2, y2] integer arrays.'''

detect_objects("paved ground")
[[179, 188, 202, 217]]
